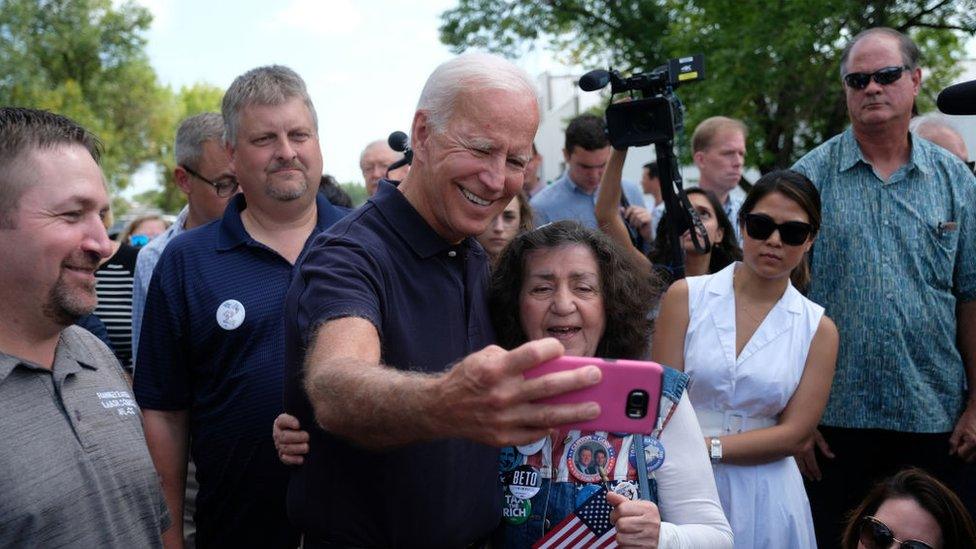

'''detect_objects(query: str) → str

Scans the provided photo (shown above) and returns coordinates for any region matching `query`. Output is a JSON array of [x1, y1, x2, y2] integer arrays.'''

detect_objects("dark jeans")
[[804, 426, 975, 548]]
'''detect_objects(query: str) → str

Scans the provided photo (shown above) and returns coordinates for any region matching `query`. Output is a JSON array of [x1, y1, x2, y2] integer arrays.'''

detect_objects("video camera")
[[579, 54, 709, 279]]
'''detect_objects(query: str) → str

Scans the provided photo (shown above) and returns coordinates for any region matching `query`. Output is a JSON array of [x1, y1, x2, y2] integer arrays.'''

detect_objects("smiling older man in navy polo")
[[134, 66, 345, 548], [282, 53, 603, 548]]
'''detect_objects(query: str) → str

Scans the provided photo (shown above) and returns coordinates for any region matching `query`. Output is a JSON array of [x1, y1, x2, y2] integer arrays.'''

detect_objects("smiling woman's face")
[[518, 244, 606, 357]]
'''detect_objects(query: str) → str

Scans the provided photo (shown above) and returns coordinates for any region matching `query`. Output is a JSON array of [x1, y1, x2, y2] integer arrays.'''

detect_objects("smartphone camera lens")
[[626, 390, 648, 419]]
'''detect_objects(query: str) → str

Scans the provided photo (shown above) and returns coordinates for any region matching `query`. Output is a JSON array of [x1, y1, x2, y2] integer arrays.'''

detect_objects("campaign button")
[[216, 299, 245, 330], [499, 446, 525, 473], [575, 483, 602, 508], [506, 464, 542, 500], [567, 434, 615, 483], [629, 435, 666, 473], [612, 480, 640, 501], [503, 493, 531, 525], [516, 437, 546, 456]]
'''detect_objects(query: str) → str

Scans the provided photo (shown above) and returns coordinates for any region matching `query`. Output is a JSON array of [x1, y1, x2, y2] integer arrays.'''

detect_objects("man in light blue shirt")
[[791, 27, 976, 546], [652, 116, 747, 241], [530, 114, 646, 228], [131, 113, 235, 364]]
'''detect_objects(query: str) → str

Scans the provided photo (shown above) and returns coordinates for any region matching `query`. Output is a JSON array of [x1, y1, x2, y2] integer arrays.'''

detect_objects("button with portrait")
[[567, 434, 615, 483]]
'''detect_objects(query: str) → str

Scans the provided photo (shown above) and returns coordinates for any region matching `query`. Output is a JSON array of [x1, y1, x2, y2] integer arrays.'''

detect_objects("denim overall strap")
[[638, 366, 690, 504]]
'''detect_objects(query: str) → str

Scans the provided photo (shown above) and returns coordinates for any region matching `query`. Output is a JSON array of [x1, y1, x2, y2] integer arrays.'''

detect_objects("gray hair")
[[221, 65, 317, 145], [839, 27, 920, 79], [359, 139, 391, 165], [0, 107, 102, 228], [416, 52, 538, 133], [174, 112, 224, 168]]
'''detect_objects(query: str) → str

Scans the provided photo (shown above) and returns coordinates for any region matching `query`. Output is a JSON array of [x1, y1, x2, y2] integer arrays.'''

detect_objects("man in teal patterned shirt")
[[792, 27, 976, 546]]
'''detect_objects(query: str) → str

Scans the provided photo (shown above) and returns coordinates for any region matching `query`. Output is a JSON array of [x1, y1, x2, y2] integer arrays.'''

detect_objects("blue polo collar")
[[216, 192, 344, 252], [371, 180, 484, 261]]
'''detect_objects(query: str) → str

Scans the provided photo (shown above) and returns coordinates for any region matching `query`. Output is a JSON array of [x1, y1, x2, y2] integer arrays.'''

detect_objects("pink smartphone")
[[524, 356, 663, 434]]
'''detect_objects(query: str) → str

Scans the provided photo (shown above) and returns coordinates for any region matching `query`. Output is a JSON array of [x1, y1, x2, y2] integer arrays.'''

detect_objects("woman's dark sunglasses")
[[843, 65, 910, 90], [859, 516, 934, 549], [743, 213, 812, 246]]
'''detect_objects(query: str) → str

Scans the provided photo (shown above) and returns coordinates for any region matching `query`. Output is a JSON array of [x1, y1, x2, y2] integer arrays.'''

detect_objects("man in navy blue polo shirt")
[[135, 65, 345, 548], [282, 53, 603, 547]]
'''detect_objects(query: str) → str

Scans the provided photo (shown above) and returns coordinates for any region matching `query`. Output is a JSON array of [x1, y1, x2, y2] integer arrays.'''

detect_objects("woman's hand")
[[606, 491, 661, 548], [273, 413, 310, 465], [624, 205, 653, 241]]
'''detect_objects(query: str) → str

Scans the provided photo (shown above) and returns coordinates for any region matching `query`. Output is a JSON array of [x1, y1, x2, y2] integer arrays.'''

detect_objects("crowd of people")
[[1, 25, 975, 549]]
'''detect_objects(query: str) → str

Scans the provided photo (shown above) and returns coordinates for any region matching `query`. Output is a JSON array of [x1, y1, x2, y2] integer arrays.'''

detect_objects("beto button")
[[502, 493, 531, 525], [505, 465, 542, 500], [216, 299, 245, 330], [629, 435, 666, 474]]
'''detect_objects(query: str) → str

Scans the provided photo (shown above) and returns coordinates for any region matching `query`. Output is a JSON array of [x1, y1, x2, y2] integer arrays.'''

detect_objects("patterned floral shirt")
[[793, 128, 976, 432]]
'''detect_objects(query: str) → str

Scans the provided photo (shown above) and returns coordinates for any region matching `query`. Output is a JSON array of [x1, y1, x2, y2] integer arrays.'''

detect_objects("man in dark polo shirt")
[[135, 66, 345, 548], [283, 53, 602, 547], [0, 108, 170, 546]]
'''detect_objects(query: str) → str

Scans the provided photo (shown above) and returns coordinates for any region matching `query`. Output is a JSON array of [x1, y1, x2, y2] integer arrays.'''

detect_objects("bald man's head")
[[360, 140, 407, 195], [913, 118, 969, 162]]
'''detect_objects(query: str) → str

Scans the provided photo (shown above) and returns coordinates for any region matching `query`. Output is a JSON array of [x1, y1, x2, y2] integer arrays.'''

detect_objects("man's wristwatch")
[[709, 437, 723, 463]]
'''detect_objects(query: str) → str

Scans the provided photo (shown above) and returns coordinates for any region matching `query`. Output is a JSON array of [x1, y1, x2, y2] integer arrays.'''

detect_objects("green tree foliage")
[[0, 0, 177, 189], [149, 83, 226, 213], [340, 182, 369, 207], [441, 0, 976, 171]]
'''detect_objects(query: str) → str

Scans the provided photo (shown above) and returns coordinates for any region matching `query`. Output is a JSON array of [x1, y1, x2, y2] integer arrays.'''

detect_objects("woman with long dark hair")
[[594, 148, 741, 282], [652, 170, 839, 548]]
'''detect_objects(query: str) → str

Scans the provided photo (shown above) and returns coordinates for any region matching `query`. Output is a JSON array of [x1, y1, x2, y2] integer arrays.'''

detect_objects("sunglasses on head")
[[742, 213, 812, 246], [859, 516, 934, 549], [843, 65, 910, 90]]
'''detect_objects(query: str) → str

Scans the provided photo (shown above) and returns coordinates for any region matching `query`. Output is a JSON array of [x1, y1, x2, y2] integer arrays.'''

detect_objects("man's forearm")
[[305, 357, 442, 449], [142, 409, 189, 547]]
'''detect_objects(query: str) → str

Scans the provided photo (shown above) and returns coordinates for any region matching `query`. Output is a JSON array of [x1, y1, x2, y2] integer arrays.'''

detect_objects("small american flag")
[[532, 488, 617, 549]]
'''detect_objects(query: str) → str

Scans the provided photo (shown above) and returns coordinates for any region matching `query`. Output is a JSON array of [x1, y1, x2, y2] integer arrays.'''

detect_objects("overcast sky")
[[127, 0, 570, 197], [128, 0, 976, 198]]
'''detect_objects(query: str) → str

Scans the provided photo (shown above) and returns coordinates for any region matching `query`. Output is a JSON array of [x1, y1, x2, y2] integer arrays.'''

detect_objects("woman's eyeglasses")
[[843, 65, 910, 90], [859, 516, 934, 549], [742, 213, 812, 246]]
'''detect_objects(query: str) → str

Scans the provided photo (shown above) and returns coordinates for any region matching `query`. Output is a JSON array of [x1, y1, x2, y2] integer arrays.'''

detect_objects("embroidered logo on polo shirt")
[[216, 299, 246, 330], [97, 390, 137, 416]]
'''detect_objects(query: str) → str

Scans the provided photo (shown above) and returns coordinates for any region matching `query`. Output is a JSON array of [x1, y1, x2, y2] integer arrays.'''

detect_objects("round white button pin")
[[216, 299, 246, 330]]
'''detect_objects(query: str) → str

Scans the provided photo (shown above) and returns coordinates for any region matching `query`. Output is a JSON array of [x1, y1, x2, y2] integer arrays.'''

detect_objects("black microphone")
[[937, 79, 976, 115], [579, 69, 611, 91], [386, 130, 412, 176], [388, 130, 409, 152]]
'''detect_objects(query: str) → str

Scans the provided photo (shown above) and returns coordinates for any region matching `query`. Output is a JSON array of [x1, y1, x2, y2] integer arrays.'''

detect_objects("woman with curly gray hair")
[[489, 220, 731, 548]]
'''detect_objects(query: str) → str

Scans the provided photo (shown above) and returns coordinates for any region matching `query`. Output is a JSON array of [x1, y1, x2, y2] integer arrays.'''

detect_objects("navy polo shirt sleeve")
[[296, 234, 384, 343], [133, 245, 191, 411]]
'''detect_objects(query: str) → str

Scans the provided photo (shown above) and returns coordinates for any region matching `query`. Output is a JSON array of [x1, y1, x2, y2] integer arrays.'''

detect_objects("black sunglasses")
[[843, 65, 910, 90], [859, 516, 934, 549], [743, 213, 812, 246], [181, 165, 238, 198]]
